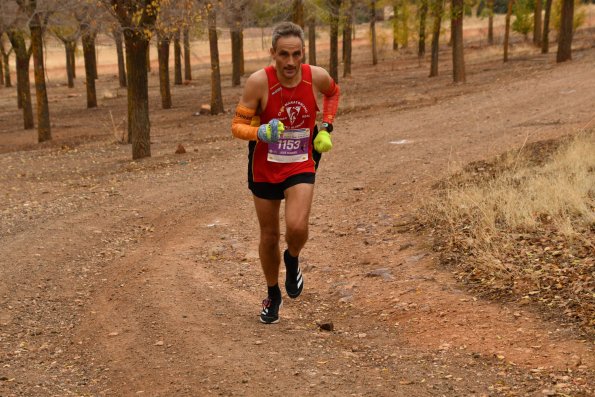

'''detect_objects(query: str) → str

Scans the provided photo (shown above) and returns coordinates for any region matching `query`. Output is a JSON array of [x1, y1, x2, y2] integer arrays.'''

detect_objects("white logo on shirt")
[[286, 106, 301, 125]]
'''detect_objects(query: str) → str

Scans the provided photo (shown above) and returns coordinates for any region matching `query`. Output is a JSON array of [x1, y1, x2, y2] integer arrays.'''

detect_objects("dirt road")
[[1, 37, 594, 396]]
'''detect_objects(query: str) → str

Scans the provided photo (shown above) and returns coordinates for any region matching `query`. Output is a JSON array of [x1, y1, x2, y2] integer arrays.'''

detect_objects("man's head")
[[270, 22, 305, 82]]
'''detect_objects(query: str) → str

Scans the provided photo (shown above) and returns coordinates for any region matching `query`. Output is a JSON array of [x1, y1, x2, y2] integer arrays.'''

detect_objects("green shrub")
[[512, 0, 534, 39]]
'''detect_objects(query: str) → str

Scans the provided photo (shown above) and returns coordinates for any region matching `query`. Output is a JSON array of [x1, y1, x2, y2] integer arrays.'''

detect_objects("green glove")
[[314, 130, 333, 153]]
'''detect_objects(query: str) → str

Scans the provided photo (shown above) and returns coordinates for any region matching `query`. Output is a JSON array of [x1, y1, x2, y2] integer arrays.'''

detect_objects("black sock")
[[284, 249, 299, 277], [268, 284, 281, 300]]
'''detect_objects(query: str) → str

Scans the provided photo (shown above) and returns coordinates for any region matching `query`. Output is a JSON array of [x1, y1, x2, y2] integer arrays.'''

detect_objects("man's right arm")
[[231, 72, 264, 141]]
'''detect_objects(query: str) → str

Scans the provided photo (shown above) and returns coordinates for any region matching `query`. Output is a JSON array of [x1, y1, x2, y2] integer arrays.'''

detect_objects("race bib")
[[267, 128, 310, 163]]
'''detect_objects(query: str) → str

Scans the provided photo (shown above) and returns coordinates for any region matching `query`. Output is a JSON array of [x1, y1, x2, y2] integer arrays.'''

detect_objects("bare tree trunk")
[[451, 0, 466, 82], [418, 0, 428, 58], [239, 29, 245, 75], [207, 4, 224, 115], [70, 42, 76, 79], [401, 0, 410, 48], [231, 6, 243, 87], [124, 34, 151, 159], [292, 0, 305, 27], [342, 24, 347, 63], [146, 42, 151, 73], [231, 27, 241, 87], [370, 0, 378, 65], [329, 0, 341, 81], [8, 32, 33, 127], [157, 36, 172, 109], [90, 36, 98, 79], [533, 0, 542, 46], [65, 40, 76, 88], [541, 0, 553, 53], [0, 42, 11, 87], [503, 0, 514, 62], [173, 30, 182, 85], [82, 31, 97, 108], [114, 31, 127, 87], [556, 0, 574, 63], [487, 0, 494, 45], [429, 0, 443, 77], [393, 4, 399, 50], [30, 14, 51, 142], [308, 17, 316, 66], [343, 0, 354, 77], [183, 27, 192, 81]]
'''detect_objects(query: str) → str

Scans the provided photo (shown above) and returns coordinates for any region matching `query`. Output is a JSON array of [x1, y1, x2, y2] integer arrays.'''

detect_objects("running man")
[[231, 22, 340, 324]]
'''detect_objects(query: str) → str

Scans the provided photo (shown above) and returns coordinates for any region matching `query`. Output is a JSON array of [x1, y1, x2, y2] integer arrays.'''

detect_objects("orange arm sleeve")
[[321, 79, 340, 124], [232, 104, 259, 141]]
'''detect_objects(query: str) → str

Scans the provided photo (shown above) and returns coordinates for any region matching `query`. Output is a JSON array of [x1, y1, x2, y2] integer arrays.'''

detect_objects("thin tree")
[[153, 0, 176, 108], [328, 0, 342, 81], [533, 0, 542, 46], [82, 28, 97, 107], [173, 28, 182, 84], [487, 0, 494, 45], [228, 1, 246, 87], [400, 0, 410, 48], [429, 0, 444, 77], [157, 33, 172, 108], [112, 26, 126, 87], [370, 0, 378, 65], [206, 1, 224, 114], [107, 0, 160, 159], [292, 0, 305, 63], [418, 0, 428, 58], [146, 40, 151, 72], [541, 0, 553, 53], [0, 36, 12, 87], [52, 30, 78, 88], [307, 13, 316, 65], [503, 0, 514, 62], [239, 27, 244, 75], [7, 31, 33, 127], [451, 0, 466, 82], [75, 4, 102, 106], [74, 3, 101, 82], [183, 26, 191, 80], [0, 48, 3, 86], [393, 2, 398, 50], [292, 0, 304, 27], [19, 0, 51, 141], [230, 17, 241, 86], [343, 0, 355, 77], [556, 0, 574, 62]]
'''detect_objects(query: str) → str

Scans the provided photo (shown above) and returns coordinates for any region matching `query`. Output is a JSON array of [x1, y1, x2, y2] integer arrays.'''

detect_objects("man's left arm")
[[312, 67, 340, 153]]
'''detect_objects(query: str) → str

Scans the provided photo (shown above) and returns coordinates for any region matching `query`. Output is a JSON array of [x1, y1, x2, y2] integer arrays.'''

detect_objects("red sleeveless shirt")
[[250, 64, 318, 184]]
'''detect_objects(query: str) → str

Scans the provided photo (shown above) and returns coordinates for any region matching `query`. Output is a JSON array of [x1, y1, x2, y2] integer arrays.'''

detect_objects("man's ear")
[[270, 47, 275, 57]]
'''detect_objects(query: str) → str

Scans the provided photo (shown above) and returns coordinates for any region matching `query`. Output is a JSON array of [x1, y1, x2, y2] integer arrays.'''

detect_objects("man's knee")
[[260, 230, 280, 247], [286, 223, 308, 242]]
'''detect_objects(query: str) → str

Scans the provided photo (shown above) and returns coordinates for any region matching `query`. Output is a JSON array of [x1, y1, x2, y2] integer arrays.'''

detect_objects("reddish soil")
[[1, 26, 594, 396]]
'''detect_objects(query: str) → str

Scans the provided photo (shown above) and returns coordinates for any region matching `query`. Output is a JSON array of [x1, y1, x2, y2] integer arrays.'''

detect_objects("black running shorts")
[[249, 172, 316, 200]]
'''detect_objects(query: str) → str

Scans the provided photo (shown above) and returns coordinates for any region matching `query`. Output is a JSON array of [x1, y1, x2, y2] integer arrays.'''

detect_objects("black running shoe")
[[284, 250, 304, 299], [260, 296, 282, 324]]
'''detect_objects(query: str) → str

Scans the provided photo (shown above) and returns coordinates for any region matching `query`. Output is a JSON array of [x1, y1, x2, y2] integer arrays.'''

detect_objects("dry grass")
[[422, 130, 595, 336]]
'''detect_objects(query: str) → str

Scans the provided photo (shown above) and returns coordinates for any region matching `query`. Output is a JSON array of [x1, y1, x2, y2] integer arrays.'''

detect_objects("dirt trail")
[[1, 40, 595, 396]]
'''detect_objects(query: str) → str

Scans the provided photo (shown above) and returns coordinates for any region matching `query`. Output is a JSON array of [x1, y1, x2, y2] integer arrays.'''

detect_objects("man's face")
[[271, 36, 304, 81]]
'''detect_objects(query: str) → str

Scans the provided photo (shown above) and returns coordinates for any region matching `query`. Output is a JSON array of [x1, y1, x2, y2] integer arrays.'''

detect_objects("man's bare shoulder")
[[309, 65, 332, 90], [240, 69, 269, 108], [245, 69, 268, 89]]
